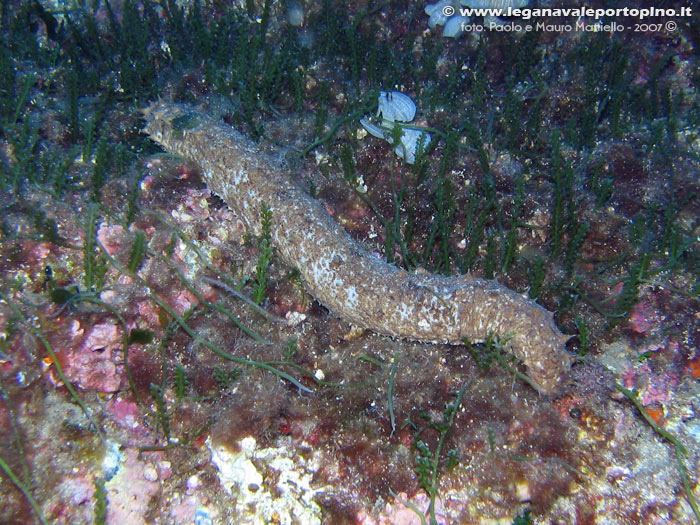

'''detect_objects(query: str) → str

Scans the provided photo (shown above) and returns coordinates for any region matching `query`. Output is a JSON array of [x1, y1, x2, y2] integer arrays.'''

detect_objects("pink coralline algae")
[[170, 288, 200, 316], [638, 369, 679, 407], [619, 352, 680, 406], [97, 224, 128, 256], [134, 284, 210, 333], [58, 320, 124, 392], [105, 397, 143, 431], [136, 299, 161, 328], [50, 469, 96, 524], [628, 296, 662, 335], [30, 241, 52, 260], [104, 449, 161, 525], [168, 495, 206, 523]]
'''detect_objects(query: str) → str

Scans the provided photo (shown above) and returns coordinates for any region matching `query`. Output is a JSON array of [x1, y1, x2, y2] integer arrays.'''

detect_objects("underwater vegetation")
[[0, 0, 699, 523]]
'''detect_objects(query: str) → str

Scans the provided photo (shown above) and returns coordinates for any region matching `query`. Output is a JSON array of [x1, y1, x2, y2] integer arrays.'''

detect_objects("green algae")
[[0, 1, 698, 521]]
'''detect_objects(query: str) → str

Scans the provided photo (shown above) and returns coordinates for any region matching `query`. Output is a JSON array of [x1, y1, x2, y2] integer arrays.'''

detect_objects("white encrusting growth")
[[232, 168, 248, 185], [345, 286, 358, 307], [397, 302, 414, 321]]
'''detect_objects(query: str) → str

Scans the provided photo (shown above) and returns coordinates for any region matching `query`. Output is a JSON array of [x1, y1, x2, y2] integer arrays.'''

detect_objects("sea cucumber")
[[141, 102, 571, 393]]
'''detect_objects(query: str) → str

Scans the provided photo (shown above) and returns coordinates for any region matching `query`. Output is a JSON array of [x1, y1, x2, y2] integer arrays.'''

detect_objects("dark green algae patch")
[[0, 0, 699, 523]]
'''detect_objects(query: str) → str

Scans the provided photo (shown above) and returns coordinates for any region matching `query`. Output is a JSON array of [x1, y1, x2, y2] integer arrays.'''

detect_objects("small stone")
[[158, 461, 172, 480], [143, 465, 158, 482], [285, 310, 307, 326], [186, 474, 200, 491]]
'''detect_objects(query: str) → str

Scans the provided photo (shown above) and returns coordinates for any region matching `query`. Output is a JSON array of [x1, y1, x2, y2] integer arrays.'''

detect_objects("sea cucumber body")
[[142, 102, 571, 393]]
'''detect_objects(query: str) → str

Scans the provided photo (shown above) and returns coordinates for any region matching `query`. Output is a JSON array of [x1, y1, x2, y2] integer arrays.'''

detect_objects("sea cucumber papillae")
[[142, 102, 571, 393]]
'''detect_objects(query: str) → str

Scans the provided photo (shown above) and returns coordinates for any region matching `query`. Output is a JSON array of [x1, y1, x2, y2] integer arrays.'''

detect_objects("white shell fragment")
[[425, 0, 456, 29], [286, 1, 304, 26], [360, 91, 431, 165], [391, 127, 431, 164], [442, 14, 469, 37], [359, 117, 385, 140], [377, 91, 416, 122]]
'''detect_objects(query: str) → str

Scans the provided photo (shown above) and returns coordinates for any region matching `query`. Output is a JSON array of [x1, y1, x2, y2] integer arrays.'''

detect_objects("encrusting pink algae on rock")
[[142, 101, 572, 393]]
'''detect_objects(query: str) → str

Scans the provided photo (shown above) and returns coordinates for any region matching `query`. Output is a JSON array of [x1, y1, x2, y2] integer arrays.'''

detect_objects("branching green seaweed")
[[463, 333, 542, 393], [253, 205, 274, 305], [82, 204, 107, 292], [412, 381, 471, 525], [387, 352, 399, 437], [94, 477, 107, 525]]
